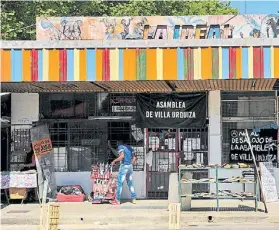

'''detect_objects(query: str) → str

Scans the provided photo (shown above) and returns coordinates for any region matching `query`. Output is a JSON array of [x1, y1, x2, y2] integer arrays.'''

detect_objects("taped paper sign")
[[32, 138, 53, 156]]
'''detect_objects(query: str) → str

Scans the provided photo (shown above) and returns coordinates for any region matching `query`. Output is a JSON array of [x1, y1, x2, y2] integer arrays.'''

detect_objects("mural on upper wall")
[[36, 14, 279, 41]]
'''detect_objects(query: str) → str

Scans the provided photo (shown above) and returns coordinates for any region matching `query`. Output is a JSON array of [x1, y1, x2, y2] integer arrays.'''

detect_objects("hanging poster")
[[230, 129, 278, 163], [259, 162, 278, 202], [136, 93, 206, 128], [30, 124, 57, 199]]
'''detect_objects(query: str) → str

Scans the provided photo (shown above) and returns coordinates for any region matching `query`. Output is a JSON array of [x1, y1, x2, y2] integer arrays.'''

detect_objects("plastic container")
[[56, 185, 86, 202]]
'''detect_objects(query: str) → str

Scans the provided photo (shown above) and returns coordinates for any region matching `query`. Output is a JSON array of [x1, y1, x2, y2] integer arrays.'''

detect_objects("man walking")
[[109, 141, 136, 205]]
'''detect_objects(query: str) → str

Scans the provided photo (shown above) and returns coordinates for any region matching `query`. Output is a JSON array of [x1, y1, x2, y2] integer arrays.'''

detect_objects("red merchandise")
[[57, 185, 86, 202], [89, 164, 117, 204]]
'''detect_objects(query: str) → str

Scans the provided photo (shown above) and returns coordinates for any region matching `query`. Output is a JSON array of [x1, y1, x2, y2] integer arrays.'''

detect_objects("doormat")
[[120, 206, 167, 210], [7, 210, 30, 213]]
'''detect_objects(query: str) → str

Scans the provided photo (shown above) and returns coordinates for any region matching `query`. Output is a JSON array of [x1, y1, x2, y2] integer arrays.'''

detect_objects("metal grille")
[[107, 122, 144, 171], [221, 91, 277, 164], [146, 127, 209, 199], [180, 128, 209, 194], [46, 120, 144, 172], [10, 125, 32, 171], [147, 128, 178, 199], [180, 128, 208, 165]]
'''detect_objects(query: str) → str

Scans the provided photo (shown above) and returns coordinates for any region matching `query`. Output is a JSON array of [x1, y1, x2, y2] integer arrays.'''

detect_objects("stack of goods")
[[218, 190, 255, 198], [57, 185, 86, 202], [180, 164, 220, 169], [181, 178, 216, 183], [220, 177, 254, 183], [89, 164, 117, 204], [182, 192, 216, 198], [182, 190, 255, 199], [222, 163, 250, 169]]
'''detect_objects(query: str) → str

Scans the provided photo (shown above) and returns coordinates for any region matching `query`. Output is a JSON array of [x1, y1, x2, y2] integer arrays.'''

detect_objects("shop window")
[[40, 93, 96, 119], [9, 125, 31, 171], [49, 122, 68, 172]]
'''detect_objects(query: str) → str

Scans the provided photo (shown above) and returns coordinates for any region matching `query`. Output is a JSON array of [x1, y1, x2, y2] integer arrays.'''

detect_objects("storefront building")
[[1, 15, 279, 199]]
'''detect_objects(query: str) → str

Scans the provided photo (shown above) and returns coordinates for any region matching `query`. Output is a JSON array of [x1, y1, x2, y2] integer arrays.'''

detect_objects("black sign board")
[[136, 93, 206, 128], [230, 129, 278, 163], [99, 93, 136, 116]]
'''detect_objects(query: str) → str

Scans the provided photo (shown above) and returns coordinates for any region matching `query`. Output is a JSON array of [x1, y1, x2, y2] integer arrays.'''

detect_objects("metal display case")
[[178, 165, 259, 211]]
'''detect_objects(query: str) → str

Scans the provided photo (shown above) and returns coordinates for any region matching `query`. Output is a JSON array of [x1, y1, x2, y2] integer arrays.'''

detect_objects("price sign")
[[32, 138, 53, 156]]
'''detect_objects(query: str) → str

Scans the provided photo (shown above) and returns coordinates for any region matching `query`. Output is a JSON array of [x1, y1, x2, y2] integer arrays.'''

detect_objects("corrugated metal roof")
[[94, 81, 172, 92], [170, 79, 276, 92], [1, 82, 104, 93], [1, 79, 276, 93]]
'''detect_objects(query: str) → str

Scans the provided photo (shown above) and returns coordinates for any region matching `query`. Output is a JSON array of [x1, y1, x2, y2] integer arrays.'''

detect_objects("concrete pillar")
[[11, 93, 39, 125], [208, 90, 222, 165], [208, 91, 221, 193], [11, 93, 41, 195]]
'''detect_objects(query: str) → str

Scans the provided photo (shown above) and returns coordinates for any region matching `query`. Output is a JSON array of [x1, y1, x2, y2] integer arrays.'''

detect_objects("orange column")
[[201, 47, 212, 79], [274, 47, 279, 78], [146, 48, 157, 80], [22, 49, 32, 81], [163, 48, 177, 80], [1, 50, 11, 82], [236, 47, 242, 79], [96, 49, 103, 81], [48, 49, 60, 81], [79, 49, 87, 81], [123, 49, 137, 81]]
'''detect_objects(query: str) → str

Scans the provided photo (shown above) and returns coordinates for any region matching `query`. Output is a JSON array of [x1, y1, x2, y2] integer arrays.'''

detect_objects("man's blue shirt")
[[117, 144, 134, 165]]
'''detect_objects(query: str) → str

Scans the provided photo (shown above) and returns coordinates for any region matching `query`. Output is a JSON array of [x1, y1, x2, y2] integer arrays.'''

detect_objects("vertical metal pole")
[[244, 0, 247, 14], [216, 167, 219, 211], [245, 129, 268, 213], [6, 127, 10, 171]]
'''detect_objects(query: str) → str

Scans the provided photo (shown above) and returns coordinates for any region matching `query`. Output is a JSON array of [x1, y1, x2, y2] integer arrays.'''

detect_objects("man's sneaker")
[[132, 199, 136, 204], [110, 199, 120, 205]]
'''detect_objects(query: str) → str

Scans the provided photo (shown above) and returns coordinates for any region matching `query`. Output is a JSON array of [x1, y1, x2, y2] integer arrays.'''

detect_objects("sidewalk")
[[1, 200, 279, 229]]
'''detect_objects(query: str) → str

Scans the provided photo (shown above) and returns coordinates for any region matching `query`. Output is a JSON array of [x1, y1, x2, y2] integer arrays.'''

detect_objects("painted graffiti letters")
[[229, 129, 278, 163], [37, 15, 279, 41]]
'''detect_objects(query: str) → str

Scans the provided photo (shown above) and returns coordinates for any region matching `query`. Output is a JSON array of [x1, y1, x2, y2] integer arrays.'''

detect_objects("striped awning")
[[169, 79, 277, 92], [1, 79, 277, 93]]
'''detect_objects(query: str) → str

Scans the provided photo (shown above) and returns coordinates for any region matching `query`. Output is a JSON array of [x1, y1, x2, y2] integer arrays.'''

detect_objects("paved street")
[[1, 200, 279, 230], [1, 223, 279, 230]]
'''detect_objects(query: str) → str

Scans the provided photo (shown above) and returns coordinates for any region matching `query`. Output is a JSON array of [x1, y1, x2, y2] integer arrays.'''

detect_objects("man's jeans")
[[116, 164, 136, 201]]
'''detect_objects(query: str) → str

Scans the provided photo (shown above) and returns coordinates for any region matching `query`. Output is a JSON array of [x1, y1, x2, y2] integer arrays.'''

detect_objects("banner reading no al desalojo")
[[136, 93, 206, 128], [230, 129, 278, 163]]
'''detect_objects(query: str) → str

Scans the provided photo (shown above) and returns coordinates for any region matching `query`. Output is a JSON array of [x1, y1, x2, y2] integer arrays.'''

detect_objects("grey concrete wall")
[[2, 38, 279, 49], [11, 93, 39, 125]]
